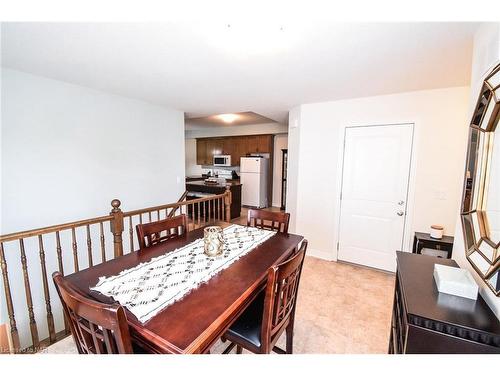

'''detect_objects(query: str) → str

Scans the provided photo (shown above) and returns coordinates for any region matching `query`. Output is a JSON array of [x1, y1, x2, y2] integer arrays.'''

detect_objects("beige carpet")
[[41, 256, 395, 354]]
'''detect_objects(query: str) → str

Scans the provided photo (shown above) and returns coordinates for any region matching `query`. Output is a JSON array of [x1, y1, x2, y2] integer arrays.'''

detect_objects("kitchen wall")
[[287, 86, 470, 261], [1, 68, 185, 348], [185, 122, 288, 207], [452, 23, 500, 319]]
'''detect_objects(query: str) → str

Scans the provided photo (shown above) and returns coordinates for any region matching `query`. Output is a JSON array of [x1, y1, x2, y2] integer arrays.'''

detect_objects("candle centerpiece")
[[203, 226, 225, 257]]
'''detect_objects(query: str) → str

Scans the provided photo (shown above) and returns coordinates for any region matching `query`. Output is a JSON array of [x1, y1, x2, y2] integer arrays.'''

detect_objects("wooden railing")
[[0, 187, 231, 353]]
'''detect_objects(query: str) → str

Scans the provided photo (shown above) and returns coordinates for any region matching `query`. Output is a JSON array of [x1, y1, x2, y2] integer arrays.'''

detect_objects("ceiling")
[[1, 22, 477, 123], [185, 111, 276, 130]]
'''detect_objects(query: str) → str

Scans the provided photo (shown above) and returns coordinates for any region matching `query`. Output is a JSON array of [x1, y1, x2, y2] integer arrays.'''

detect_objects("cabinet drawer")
[[406, 325, 500, 354]]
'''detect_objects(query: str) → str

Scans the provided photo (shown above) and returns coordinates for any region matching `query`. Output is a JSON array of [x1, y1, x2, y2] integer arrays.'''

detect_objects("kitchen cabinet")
[[195, 135, 274, 166], [196, 138, 209, 165]]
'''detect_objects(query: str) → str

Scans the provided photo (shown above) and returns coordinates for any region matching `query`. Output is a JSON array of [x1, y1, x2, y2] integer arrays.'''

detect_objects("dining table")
[[64, 221, 304, 353]]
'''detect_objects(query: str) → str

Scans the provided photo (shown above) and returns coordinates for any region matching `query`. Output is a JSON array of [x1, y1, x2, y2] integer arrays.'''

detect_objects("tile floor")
[[41, 207, 396, 354]]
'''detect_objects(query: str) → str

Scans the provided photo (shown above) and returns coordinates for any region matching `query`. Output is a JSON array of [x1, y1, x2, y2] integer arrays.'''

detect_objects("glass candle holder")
[[204, 226, 224, 257]]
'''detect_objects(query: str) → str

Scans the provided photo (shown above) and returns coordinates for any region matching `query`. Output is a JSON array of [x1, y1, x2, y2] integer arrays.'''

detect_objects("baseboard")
[[306, 248, 336, 261]]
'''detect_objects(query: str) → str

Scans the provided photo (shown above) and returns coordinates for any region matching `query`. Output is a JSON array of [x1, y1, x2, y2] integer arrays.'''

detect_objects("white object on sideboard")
[[433, 264, 479, 300], [430, 224, 444, 239]]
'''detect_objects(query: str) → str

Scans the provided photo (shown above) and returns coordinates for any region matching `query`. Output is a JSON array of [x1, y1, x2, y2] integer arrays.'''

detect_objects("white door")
[[338, 124, 413, 272]]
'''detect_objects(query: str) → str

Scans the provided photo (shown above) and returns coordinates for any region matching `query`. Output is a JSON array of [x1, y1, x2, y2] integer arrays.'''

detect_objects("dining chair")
[[222, 239, 308, 354], [52, 272, 134, 354], [135, 214, 187, 249], [247, 209, 290, 234]]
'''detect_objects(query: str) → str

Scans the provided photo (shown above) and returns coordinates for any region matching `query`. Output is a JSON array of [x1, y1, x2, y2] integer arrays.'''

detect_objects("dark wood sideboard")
[[389, 252, 500, 354]]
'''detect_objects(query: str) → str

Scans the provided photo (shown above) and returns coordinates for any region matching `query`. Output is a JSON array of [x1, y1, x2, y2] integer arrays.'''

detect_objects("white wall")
[[184, 123, 288, 207], [0, 68, 185, 348], [452, 23, 500, 319], [185, 138, 203, 176], [287, 86, 470, 261], [287, 107, 301, 231]]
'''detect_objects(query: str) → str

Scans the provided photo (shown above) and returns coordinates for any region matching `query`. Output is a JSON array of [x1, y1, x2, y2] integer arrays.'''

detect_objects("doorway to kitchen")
[[337, 123, 414, 272]]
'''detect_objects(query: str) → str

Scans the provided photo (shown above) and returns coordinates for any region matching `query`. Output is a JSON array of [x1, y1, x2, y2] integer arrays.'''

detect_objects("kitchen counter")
[[186, 181, 242, 219], [185, 180, 241, 188]]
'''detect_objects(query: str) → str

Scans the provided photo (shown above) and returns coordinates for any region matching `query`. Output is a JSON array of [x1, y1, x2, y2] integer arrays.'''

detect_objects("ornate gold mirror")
[[461, 62, 500, 295]]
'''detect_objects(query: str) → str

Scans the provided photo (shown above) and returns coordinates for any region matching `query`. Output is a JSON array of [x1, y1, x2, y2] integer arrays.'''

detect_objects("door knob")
[[397, 211, 404, 216]]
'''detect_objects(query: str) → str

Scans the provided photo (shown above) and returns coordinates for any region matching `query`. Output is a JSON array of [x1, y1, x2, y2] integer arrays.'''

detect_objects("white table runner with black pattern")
[[91, 224, 276, 323]]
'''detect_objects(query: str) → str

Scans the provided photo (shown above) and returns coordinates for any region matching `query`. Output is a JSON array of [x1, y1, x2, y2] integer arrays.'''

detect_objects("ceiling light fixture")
[[217, 113, 239, 123]]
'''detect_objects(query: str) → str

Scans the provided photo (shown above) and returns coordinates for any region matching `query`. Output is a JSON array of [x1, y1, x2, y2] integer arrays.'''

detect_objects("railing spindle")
[[208, 200, 212, 223], [0, 242, 21, 352], [55, 231, 64, 275], [86, 225, 93, 267], [19, 239, 40, 348], [38, 235, 56, 343], [56, 231, 71, 334], [148, 211, 152, 223], [71, 228, 79, 272], [157, 210, 160, 221], [99, 222, 106, 263], [190, 203, 193, 231], [197, 201, 201, 228], [128, 216, 134, 252]]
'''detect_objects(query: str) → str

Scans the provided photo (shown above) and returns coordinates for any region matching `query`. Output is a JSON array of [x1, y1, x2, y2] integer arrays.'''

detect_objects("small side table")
[[412, 232, 454, 259]]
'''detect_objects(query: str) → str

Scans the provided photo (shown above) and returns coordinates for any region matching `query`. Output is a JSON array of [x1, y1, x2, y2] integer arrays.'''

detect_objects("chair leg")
[[222, 342, 236, 354], [286, 325, 293, 354], [236, 345, 242, 354]]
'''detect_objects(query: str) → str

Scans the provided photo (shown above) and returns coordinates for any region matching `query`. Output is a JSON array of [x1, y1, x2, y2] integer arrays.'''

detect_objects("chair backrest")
[[247, 209, 290, 234], [260, 240, 307, 353], [136, 214, 187, 249], [52, 272, 133, 354]]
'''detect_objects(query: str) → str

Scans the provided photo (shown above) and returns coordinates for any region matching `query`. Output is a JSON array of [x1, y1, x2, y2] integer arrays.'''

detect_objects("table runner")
[[91, 224, 276, 323]]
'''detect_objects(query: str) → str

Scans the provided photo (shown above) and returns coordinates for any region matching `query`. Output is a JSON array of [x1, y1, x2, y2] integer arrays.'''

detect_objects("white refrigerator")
[[240, 157, 268, 208]]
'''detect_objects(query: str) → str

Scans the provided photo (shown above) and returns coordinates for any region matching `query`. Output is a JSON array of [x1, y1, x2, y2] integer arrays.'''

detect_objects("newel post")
[[110, 199, 124, 258], [224, 186, 232, 222]]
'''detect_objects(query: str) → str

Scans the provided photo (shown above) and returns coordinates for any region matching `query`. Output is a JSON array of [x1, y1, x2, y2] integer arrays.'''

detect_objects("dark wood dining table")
[[65, 221, 304, 353]]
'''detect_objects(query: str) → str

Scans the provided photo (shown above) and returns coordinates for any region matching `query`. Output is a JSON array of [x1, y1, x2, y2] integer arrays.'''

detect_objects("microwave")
[[213, 155, 231, 166]]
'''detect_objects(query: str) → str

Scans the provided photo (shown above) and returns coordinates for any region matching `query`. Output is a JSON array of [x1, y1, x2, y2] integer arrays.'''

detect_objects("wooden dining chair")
[[135, 214, 187, 249], [222, 239, 308, 354], [52, 272, 134, 354], [247, 209, 290, 234]]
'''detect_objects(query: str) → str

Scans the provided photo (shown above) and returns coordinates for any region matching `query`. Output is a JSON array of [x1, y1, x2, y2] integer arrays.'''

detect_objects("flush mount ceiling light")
[[217, 113, 239, 123]]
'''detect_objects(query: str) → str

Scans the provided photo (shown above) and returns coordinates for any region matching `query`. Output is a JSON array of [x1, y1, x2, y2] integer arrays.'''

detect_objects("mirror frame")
[[461, 62, 500, 296]]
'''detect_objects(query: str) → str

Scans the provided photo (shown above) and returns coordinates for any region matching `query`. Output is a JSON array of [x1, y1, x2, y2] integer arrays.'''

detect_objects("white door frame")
[[334, 122, 417, 263]]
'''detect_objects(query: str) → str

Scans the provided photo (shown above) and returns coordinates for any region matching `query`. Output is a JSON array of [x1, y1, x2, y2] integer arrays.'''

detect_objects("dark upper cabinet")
[[196, 138, 208, 165], [195, 135, 274, 166]]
